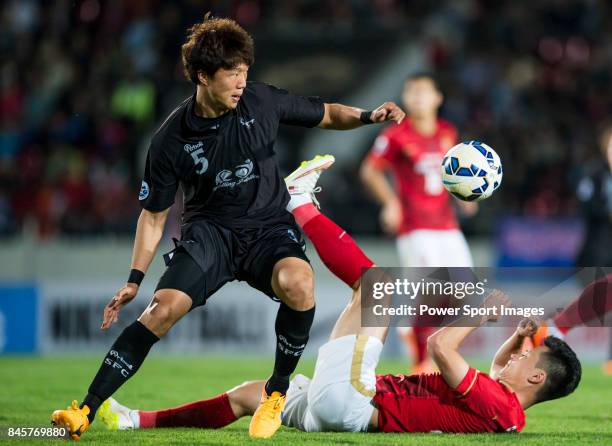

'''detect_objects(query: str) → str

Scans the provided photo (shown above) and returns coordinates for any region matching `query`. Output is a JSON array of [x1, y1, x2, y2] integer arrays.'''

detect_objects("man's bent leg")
[[138, 380, 263, 428], [81, 289, 191, 422], [305, 333, 382, 432], [249, 257, 315, 438], [268, 257, 315, 394], [138, 289, 193, 337], [329, 284, 389, 344], [99, 380, 265, 430], [293, 205, 374, 290], [285, 154, 374, 290], [306, 284, 386, 432]]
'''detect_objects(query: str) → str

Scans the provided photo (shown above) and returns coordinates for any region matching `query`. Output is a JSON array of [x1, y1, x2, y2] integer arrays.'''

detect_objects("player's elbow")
[[426, 333, 440, 355], [427, 333, 459, 369], [141, 208, 169, 228], [426, 333, 447, 360]]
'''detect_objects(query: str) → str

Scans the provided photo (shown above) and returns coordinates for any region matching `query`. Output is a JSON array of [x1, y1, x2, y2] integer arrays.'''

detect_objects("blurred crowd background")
[[1, 0, 611, 252]]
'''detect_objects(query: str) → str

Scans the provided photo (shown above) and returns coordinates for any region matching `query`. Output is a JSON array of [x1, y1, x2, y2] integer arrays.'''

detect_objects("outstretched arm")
[[101, 208, 169, 330], [490, 318, 538, 380], [428, 291, 509, 388], [318, 102, 405, 130]]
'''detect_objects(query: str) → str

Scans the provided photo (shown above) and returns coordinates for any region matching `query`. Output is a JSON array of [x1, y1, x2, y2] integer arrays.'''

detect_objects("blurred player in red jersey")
[[99, 158, 581, 434], [360, 72, 477, 373]]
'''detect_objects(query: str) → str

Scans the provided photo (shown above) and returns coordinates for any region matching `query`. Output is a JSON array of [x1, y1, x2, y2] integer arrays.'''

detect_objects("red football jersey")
[[366, 119, 458, 234], [374, 368, 526, 433]]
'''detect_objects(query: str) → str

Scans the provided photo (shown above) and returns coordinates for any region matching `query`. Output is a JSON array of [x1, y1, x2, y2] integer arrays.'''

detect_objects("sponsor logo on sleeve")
[[139, 181, 150, 200]]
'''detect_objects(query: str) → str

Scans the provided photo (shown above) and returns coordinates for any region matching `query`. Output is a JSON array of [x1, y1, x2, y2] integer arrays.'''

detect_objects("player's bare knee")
[[426, 333, 442, 357], [278, 273, 314, 310], [226, 385, 248, 417], [350, 285, 361, 305], [139, 298, 177, 336], [227, 380, 264, 417]]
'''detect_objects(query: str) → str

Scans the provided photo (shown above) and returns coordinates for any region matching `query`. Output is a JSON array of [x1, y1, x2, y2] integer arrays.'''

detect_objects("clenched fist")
[[371, 102, 405, 124], [516, 317, 539, 338]]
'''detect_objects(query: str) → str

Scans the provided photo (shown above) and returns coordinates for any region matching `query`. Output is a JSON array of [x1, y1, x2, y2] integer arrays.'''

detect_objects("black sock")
[[81, 321, 159, 422], [265, 303, 315, 395]]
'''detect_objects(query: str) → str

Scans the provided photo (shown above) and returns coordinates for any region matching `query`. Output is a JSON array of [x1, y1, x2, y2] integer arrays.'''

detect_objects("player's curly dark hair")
[[181, 13, 254, 84], [535, 336, 582, 403]]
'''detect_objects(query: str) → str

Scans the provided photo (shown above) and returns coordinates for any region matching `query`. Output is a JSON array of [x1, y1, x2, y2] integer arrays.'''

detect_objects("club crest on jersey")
[[139, 181, 149, 200], [213, 159, 259, 191]]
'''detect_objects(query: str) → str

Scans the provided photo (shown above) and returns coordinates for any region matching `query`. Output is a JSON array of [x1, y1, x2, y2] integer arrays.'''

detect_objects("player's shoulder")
[[467, 369, 521, 406], [244, 81, 278, 100], [246, 80, 273, 92], [437, 118, 458, 133], [237, 81, 282, 112], [149, 96, 192, 151], [456, 368, 490, 395]]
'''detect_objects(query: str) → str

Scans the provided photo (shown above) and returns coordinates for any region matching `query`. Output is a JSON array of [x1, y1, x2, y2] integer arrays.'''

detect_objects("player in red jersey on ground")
[[99, 157, 581, 435], [360, 72, 477, 373]]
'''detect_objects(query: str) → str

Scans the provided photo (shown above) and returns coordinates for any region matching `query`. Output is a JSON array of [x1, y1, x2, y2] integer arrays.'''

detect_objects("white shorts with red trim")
[[281, 335, 382, 432]]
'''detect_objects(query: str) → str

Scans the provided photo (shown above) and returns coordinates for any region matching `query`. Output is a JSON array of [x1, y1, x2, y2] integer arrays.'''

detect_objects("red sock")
[[553, 274, 612, 333], [293, 203, 374, 287], [413, 327, 434, 363], [138, 393, 236, 429]]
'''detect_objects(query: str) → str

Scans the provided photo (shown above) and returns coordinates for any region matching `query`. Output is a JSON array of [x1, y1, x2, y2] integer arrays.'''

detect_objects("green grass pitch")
[[0, 356, 610, 445]]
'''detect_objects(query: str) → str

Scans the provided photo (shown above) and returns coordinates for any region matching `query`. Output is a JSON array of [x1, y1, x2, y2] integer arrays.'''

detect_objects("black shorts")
[[155, 219, 309, 308]]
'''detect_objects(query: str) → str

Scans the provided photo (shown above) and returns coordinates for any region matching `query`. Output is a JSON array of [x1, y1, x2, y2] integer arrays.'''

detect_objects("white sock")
[[130, 410, 140, 429], [546, 319, 566, 339], [286, 192, 312, 212]]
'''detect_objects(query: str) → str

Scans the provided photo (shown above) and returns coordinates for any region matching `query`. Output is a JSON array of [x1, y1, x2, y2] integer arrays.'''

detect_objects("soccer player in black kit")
[[51, 14, 405, 440]]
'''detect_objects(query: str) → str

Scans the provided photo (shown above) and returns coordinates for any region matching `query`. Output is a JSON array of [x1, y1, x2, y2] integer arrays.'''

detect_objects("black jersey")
[[138, 81, 324, 227]]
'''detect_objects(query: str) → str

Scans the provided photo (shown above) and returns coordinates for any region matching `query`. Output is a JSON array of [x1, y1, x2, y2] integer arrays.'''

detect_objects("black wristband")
[[360, 110, 374, 124], [127, 269, 145, 286]]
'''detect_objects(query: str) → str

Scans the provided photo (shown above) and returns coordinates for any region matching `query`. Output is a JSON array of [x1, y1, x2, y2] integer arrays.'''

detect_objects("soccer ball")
[[440, 141, 503, 202]]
